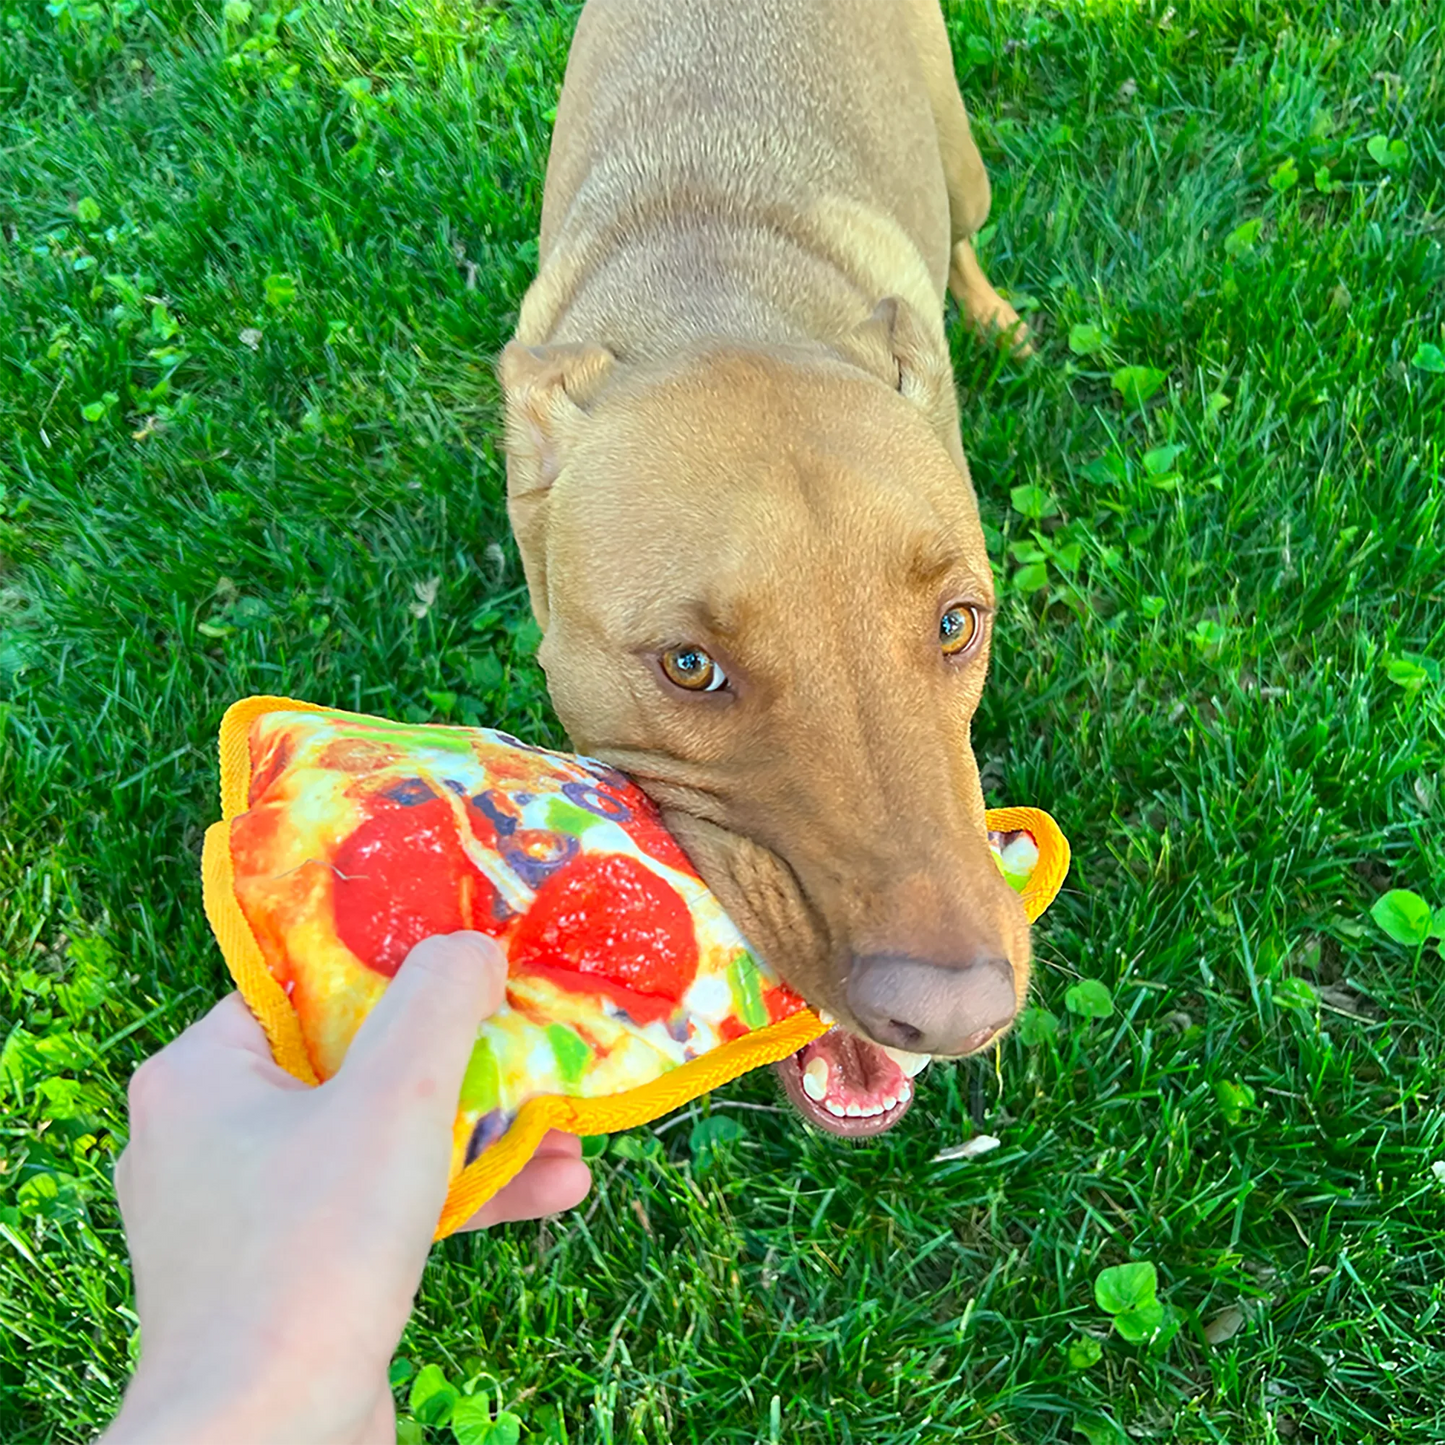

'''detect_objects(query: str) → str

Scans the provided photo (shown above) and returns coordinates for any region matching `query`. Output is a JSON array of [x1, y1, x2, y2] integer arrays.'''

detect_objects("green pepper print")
[[543, 798, 606, 835], [341, 715, 480, 757], [458, 1037, 500, 1114], [727, 952, 769, 1029], [547, 1023, 592, 1086]]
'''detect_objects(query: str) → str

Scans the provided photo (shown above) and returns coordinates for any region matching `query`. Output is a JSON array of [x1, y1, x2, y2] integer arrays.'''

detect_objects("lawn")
[[2, 0, 1443, 1439]]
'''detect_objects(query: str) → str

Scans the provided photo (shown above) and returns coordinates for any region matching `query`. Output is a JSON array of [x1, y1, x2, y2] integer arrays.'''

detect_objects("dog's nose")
[[846, 951, 1018, 1056]]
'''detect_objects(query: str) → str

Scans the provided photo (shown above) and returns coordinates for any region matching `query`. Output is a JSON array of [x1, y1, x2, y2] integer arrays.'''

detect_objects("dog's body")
[[500, 0, 1032, 1133], [511, 0, 1022, 464]]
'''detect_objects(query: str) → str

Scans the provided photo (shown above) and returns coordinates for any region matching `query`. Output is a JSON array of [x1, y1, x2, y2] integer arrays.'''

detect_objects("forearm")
[[98, 1363, 394, 1445]]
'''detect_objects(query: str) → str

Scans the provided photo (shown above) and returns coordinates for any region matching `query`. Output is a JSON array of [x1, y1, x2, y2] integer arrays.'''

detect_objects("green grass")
[[2, 0, 1443, 1439]]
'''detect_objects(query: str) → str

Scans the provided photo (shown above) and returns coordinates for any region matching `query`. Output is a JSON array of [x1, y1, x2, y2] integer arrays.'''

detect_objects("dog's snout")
[[847, 950, 1018, 1057]]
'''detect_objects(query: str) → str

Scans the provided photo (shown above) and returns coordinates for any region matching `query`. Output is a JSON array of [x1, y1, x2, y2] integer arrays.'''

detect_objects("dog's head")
[[498, 302, 1030, 1135]]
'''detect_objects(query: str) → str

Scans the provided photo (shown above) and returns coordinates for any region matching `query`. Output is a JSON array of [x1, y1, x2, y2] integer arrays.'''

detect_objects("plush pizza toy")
[[202, 695, 1069, 1238]]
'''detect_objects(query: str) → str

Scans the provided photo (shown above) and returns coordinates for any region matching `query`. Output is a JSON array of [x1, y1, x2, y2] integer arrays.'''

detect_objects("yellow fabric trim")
[[432, 1007, 831, 1237], [988, 805, 1072, 926], [202, 822, 319, 1087], [204, 695, 1071, 1240], [218, 693, 335, 821]]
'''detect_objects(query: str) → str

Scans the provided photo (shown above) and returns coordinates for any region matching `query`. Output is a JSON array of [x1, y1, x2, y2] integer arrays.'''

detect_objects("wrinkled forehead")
[[547, 355, 991, 615]]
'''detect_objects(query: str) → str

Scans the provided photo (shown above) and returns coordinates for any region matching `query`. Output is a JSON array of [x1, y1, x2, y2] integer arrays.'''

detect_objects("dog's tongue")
[[774, 1027, 929, 1137]]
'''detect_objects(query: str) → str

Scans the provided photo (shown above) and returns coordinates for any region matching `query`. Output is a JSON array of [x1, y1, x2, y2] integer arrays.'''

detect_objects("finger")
[[154, 992, 271, 1061], [337, 933, 507, 1119], [185, 992, 286, 1062], [132, 994, 306, 1108], [531, 1129, 584, 1160], [453, 1130, 583, 1230], [456, 1156, 593, 1230]]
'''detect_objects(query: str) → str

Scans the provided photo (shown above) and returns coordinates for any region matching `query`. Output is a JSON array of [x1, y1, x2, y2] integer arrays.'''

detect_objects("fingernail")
[[448, 931, 506, 967]]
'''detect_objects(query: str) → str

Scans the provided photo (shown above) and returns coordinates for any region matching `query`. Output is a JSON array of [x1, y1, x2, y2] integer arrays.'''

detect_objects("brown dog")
[[498, 0, 1032, 1137]]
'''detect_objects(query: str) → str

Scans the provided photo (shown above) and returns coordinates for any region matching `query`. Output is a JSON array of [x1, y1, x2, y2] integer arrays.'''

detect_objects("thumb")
[[337, 932, 508, 1114]]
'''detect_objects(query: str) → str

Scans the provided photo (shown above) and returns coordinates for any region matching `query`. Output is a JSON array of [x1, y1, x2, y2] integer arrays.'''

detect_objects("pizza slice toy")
[[202, 695, 1070, 1238]]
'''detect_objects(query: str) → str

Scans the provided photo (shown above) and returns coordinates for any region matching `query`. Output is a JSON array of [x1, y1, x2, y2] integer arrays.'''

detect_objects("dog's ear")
[[833, 297, 959, 453], [496, 341, 618, 628]]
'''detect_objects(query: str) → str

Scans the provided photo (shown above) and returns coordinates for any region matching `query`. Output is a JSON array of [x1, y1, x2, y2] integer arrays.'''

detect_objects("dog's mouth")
[[770, 825, 1034, 1136], [773, 1026, 931, 1137]]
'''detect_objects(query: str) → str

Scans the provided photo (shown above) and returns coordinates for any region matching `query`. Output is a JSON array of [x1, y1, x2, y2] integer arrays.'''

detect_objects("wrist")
[[100, 1355, 391, 1445]]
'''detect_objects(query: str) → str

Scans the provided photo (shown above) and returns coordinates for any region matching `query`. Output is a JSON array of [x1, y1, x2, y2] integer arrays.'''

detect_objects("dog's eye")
[[660, 646, 728, 692], [939, 604, 982, 658]]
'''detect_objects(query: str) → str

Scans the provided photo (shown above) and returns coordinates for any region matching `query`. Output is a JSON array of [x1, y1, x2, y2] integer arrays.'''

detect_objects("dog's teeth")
[[898, 1079, 913, 1101], [823, 1099, 847, 1117], [818, 1008, 836, 1026], [844, 1102, 863, 1117], [802, 1057, 829, 1102], [861, 1103, 883, 1117], [879, 1094, 898, 1111], [880, 1044, 932, 1077]]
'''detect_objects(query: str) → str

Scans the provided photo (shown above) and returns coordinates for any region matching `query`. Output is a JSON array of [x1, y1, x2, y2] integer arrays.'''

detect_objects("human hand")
[[100, 932, 592, 1445]]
